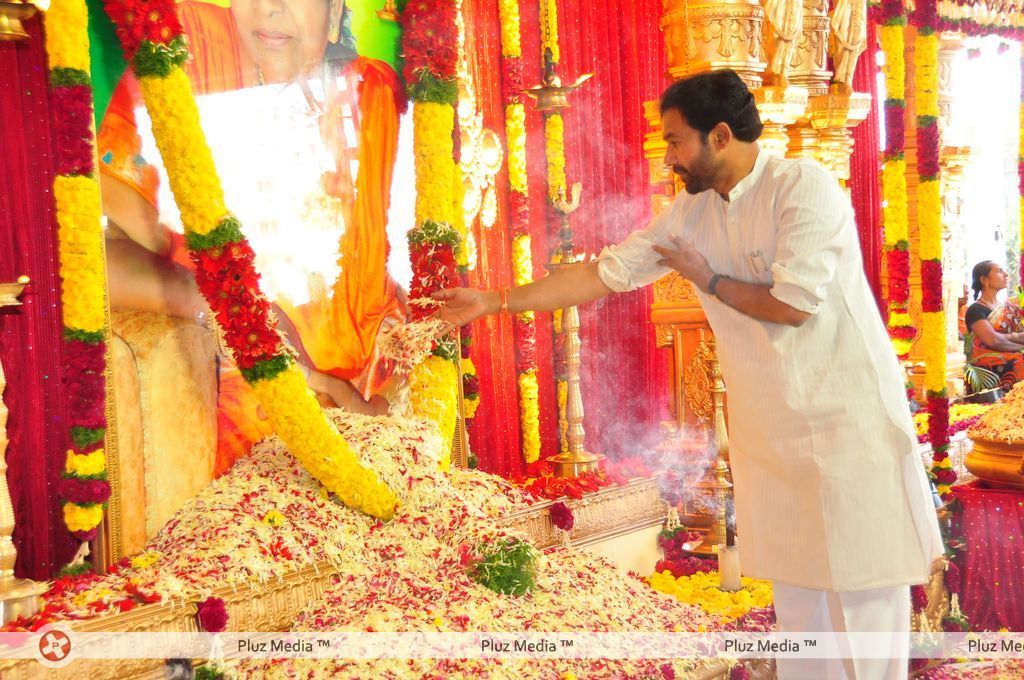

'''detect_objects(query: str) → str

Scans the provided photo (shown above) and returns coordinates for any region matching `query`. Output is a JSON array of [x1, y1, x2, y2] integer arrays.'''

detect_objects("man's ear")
[[710, 122, 731, 149]]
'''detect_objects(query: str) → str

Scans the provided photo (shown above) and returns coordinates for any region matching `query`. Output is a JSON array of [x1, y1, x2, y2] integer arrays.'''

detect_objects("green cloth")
[[85, 0, 126, 126], [348, 0, 402, 74]]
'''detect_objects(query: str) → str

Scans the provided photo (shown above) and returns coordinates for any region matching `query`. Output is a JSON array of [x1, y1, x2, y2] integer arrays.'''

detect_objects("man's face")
[[661, 108, 721, 195]]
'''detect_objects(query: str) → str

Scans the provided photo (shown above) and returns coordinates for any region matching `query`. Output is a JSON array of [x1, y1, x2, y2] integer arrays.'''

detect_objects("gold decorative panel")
[[660, 0, 767, 88]]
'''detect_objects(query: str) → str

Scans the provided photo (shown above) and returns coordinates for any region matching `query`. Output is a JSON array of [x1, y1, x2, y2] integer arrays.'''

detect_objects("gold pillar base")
[[548, 451, 603, 478], [754, 86, 809, 158], [0, 577, 46, 624]]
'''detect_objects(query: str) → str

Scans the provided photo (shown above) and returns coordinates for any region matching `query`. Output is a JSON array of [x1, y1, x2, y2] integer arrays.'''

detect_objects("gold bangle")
[[499, 288, 510, 315]]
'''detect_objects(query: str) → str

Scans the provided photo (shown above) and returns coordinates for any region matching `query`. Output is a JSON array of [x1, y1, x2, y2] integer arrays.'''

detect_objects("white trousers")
[[772, 582, 911, 680]]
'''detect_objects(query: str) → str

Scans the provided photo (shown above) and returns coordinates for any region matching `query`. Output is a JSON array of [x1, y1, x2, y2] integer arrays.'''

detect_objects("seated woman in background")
[[964, 260, 1024, 390], [100, 0, 407, 475]]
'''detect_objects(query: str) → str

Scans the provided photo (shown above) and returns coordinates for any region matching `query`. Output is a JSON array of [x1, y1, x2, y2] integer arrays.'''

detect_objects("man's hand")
[[652, 236, 715, 291], [432, 288, 499, 330]]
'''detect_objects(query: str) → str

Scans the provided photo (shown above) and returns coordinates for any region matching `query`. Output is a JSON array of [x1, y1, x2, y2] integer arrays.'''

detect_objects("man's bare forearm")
[[714, 277, 810, 327], [486, 261, 614, 315]]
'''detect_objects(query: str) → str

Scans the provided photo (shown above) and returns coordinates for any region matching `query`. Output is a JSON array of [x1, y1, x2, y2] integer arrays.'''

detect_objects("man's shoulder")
[[762, 154, 833, 183], [760, 155, 842, 201]]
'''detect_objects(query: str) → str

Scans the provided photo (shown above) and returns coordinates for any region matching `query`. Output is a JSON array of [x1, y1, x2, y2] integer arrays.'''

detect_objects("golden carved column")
[[788, 0, 831, 95], [785, 0, 871, 184], [660, 0, 768, 88], [784, 0, 831, 163]]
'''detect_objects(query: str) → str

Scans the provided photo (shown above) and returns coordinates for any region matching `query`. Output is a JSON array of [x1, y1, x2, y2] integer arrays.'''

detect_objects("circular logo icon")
[[36, 625, 75, 669]]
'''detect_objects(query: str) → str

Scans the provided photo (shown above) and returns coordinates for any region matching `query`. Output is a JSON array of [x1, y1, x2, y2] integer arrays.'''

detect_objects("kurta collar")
[[725, 147, 768, 203]]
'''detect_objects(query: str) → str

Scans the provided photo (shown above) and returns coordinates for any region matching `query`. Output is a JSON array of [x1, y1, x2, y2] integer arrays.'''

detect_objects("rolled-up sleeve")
[[597, 199, 678, 293], [769, 164, 848, 315]]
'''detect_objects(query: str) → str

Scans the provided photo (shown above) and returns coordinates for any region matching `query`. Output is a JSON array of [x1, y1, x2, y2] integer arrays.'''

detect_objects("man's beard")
[[674, 165, 709, 195]]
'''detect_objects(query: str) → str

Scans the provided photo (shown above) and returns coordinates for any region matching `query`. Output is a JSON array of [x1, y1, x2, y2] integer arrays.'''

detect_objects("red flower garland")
[[921, 259, 944, 311], [887, 249, 911, 304], [408, 242, 460, 319], [399, 0, 458, 85], [190, 242, 280, 370], [883, 100, 906, 153], [917, 123, 941, 180], [103, 0, 182, 60], [51, 86, 95, 175]]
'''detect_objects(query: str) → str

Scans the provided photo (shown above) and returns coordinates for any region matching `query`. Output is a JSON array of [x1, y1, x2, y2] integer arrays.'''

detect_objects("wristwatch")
[[707, 273, 727, 298]]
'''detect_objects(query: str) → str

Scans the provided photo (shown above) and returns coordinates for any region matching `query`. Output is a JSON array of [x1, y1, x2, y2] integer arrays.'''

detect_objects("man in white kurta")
[[435, 70, 944, 679]]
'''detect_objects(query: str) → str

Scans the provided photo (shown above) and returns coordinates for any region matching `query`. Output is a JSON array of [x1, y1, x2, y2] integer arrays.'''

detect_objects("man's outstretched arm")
[[433, 261, 614, 327]]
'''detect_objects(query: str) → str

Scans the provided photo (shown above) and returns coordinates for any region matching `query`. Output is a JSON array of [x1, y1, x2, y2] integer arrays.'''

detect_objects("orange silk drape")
[[277, 58, 405, 398]]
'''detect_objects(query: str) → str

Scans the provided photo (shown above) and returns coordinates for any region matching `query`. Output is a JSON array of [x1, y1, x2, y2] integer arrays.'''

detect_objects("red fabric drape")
[[0, 16, 79, 579], [952, 482, 1024, 631], [463, 0, 670, 476], [550, 0, 671, 458], [849, 21, 884, 310]]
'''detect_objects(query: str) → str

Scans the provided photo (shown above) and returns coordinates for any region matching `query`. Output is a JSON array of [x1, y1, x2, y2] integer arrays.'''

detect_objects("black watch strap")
[[708, 273, 726, 297]]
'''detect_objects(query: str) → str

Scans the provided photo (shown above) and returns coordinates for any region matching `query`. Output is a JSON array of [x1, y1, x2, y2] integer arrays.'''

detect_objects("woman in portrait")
[[99, 0, 408, 474]]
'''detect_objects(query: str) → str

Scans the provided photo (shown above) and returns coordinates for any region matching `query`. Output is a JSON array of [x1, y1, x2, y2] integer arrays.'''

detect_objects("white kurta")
[[598, 151, 944, 591]]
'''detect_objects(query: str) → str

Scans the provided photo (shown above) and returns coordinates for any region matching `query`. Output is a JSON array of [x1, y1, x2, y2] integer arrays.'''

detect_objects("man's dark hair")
[[659, 70, 763, 143]]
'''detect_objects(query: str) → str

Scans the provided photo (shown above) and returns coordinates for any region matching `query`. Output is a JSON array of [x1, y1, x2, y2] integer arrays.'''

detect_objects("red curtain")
[[849, 21, 884, 309], [461, 0, 525, 479], [547, 0, 671, 458], [952, 482, 1024, 631], [0, 16, 79, 579], [463, 0, 670, 477]]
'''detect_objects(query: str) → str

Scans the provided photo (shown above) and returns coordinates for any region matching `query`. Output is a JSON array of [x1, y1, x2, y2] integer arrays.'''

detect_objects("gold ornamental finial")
[[375, 0, 398, 22]]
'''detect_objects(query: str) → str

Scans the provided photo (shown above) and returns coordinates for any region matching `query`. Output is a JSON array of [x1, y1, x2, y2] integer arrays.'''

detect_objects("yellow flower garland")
[[409, 355, 459, 472], [498, 0, 542, 466], [498, 0, 522, 59], [63, 503, 105, 533], [505, 104, 528, 193], [44, 0, 90, 72], [880, 25, 905, 102], [518, 371, 541, 463], [647, 570, 773, 623], [250, 364, 397, 519], [881, 159, 909, 247], [138, 71, 228, 235], [512, 234, 534, 288], [413, 102, 458, 228], [545, 113, 568, 202], [915, 32, 945, 399], [46, 0, 111, 538], [915, 33, 940, 119], [53, 175, 106, 333], [921, 311, 946, 394], [65, 449, 106, 477]]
